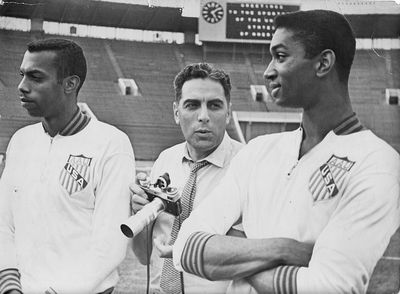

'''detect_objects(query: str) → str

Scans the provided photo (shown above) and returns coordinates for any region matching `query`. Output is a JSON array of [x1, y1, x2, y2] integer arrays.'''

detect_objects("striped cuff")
[[180, 231, 214, 279], [0, 268, 22, 294], [273, 265, 299, 294], [45, 287, 58, 294]]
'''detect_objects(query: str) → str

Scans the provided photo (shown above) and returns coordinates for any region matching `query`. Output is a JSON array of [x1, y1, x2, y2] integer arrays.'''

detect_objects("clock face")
[[202, 1, 224, 24]]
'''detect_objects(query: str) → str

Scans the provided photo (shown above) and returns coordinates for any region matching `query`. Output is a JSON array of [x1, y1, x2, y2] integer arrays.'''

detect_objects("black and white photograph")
[[0, 0, 399, 293]]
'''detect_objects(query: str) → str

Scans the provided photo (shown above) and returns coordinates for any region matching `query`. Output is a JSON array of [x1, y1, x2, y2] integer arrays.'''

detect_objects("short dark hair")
[[274, 10, 356, 82], [174, 63, 231, 102], [27, 38, 87, 94]]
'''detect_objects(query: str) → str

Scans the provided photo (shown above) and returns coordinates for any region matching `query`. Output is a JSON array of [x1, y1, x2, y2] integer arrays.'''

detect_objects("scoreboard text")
[[226, 3, 299, 40]]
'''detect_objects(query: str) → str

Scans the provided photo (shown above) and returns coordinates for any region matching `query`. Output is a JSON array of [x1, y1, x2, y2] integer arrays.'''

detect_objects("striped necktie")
[[159, 160, 210, 294]]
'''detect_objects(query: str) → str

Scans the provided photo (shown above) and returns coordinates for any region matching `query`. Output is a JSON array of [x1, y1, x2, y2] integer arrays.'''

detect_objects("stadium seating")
[[0, 30, 30, 87], [0, 29, 399, 163]]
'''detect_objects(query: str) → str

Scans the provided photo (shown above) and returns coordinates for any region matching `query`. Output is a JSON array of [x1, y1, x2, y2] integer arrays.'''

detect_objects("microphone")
[[121, 173, 181, 238], [121, 197, 165, 238]]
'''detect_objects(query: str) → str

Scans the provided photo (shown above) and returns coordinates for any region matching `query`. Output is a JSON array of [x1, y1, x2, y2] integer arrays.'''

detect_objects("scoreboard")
[[199, 0, 300, 43]]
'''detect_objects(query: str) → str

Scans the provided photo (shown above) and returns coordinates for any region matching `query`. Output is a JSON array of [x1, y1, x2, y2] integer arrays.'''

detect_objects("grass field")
[[115, 247, 148, 294], [115, 228, 400, 294], [368, 227, 400, 294]]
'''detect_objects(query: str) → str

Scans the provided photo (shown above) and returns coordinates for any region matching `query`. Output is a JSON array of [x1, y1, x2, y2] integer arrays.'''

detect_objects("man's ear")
[[226, 101, 232, 124], [173, 101, 180, 125], [315, 49, 335, 78], [64, 75, 80, 94]]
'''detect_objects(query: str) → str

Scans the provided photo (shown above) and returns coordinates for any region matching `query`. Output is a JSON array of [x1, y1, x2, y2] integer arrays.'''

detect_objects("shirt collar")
[[182, 132, 230, 168], [332, 113, 365, 135], [42, 107, 91, 136]]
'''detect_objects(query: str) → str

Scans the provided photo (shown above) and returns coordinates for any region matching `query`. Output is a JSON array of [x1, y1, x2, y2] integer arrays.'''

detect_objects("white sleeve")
[[173, 147, 250, 273], [0, 136, 23, 293], [0, 138, 17, 271], [53, 136, 136, 293], [274, 152, 400, 294]]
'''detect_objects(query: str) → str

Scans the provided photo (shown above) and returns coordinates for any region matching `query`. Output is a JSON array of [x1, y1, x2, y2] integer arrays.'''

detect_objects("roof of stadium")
[[0, 0, 198, 32], [1, 0, 399, 38]]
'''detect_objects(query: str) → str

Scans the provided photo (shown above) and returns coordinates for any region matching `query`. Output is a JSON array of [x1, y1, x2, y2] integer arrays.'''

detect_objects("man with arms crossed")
[[130, 63, 246, 294], [173, 10, 400, 294], [0, 38, 135, 293]]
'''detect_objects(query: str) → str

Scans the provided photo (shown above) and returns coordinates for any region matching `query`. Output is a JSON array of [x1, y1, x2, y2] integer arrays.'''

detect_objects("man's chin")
[[272, 97, 287, 107], [193, 140, 215, 149], [273, 98, 299, 109], [191, 140, 218, 153], [25, 109, 43, 117]]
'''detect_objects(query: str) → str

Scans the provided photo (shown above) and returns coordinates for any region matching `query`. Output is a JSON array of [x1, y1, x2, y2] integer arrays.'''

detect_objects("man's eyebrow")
[[182, 98, 200, 104], [207, 98, 224, 103], [183, 97, 224, 103], [20, 69, 44, 75], [270, 44, 288, 53]]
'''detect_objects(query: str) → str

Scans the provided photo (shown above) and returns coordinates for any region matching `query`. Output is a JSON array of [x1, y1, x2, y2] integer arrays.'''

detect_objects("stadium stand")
[[109, 40, 180, 98], [77, 37, 120, 84], [391, 50, 400, 89], [349, 49, 393, 104], [0, 30, 30, 87], [1, 29, 399, 159]]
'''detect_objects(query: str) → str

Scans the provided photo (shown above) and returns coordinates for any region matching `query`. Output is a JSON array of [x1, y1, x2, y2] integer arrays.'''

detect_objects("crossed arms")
[[193, 234, 312, 293], [172, 152, 400, 294]]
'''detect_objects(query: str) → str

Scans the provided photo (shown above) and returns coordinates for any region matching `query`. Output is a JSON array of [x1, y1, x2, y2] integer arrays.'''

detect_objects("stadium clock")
[[202, 1, 224, 23]]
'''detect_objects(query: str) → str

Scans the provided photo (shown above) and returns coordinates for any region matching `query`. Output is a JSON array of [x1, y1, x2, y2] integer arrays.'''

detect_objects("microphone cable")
[[144, 214, 186, 294], [178, 213, 185, 294], [146, 224, 152, 294]]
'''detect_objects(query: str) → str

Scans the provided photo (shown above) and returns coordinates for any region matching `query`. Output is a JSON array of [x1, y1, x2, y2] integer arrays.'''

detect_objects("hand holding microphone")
[[130, 173, 150, 214]]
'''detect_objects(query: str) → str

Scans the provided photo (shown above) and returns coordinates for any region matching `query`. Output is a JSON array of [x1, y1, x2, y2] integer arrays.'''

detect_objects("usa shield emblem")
[[309, 155, 355, 202], [60, 154, 92, 195]]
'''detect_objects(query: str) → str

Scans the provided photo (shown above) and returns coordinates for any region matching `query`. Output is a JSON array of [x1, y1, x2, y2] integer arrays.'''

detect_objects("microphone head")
[[155, 172, 170, 189]]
